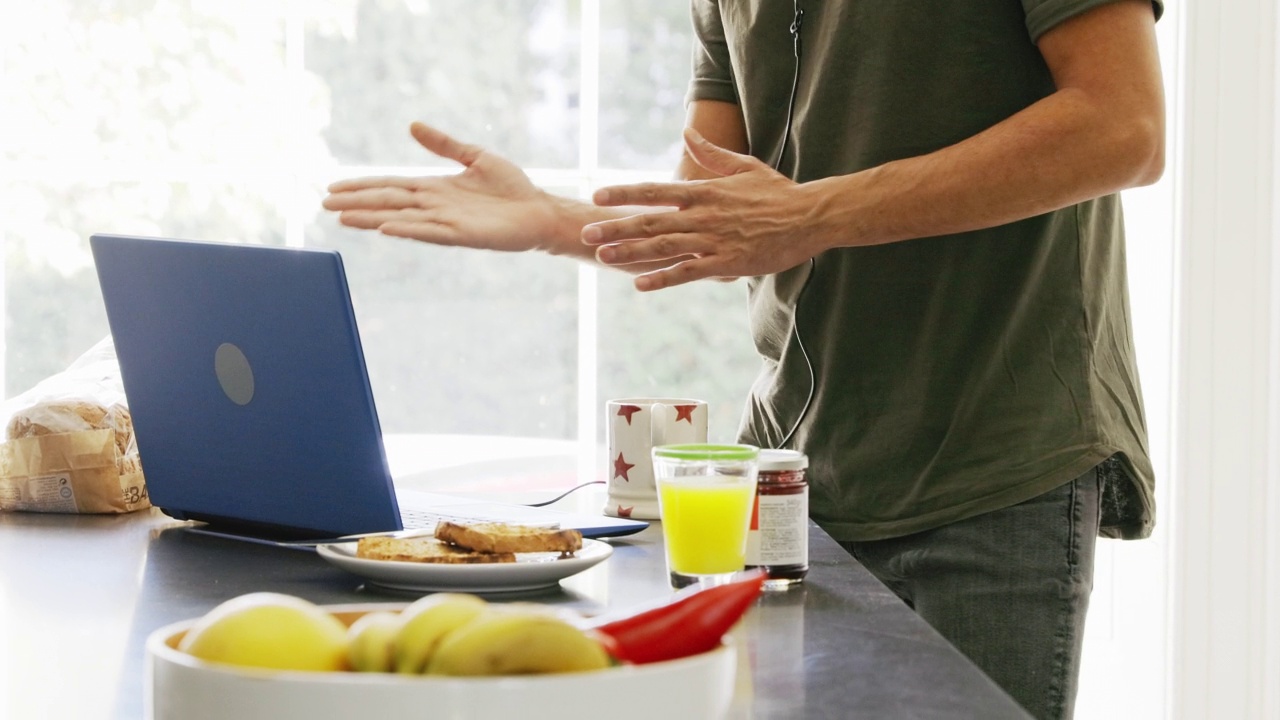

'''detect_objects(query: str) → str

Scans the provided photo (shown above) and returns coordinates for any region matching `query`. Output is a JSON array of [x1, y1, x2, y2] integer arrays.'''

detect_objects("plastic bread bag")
[[0, 336, 150, 514]]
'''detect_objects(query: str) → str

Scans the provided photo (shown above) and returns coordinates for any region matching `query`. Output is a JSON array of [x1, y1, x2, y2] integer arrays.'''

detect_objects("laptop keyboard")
[[399, 506, 560, 531]]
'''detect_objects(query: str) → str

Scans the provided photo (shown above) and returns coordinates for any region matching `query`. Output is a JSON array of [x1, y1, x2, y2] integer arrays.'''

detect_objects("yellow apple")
[[177, 592, 349, 672], [346, 610, 401, 672]]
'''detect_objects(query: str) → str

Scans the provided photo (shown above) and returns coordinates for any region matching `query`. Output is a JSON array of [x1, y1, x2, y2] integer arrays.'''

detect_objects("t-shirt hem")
[[816, 449, 1116, 542], [1099, 450, 1156, 540]]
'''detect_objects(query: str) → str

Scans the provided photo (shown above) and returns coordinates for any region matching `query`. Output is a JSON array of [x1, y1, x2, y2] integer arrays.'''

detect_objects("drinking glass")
[[652, 444, 759, 588]]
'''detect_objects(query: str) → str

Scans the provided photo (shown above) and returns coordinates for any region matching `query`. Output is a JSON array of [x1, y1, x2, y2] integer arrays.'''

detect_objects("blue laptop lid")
[[90, 234, 402, 538]]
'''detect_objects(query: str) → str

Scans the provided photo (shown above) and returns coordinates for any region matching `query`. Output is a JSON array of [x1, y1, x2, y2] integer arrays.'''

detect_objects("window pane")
[[2, 1, 296, 166], [307, 0, 580, 169], [596, 273, 759, 444], [1, 180, 284, 396], [306, 201, 578, 439], [598, 0, 692, 171]]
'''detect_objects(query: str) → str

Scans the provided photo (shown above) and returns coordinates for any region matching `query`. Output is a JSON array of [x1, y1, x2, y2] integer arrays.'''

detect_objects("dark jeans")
[[841, 466, 1101, 720]]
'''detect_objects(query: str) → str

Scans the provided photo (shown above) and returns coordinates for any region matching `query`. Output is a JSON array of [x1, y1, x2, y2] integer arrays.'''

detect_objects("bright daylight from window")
[[0, 0, 759, 449]]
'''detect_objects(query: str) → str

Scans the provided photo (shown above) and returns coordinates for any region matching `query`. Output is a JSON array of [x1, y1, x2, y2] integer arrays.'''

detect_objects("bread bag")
[[0, 337, 150, 514]]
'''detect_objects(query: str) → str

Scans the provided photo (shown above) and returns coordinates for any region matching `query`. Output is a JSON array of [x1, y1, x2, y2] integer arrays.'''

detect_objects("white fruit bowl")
[[145, 603, 737, 720]]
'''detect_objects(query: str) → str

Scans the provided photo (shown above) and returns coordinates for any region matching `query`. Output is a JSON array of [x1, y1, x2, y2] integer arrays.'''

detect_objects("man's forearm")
[[800, 85, 1164, 253]]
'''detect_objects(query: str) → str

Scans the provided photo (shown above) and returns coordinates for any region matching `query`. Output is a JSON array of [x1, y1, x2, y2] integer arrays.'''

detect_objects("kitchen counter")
[[0, 493, 1030, 719]]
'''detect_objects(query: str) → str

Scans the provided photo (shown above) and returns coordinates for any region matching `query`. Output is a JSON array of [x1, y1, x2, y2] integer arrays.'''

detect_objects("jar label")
[[745, 488, 809, 566]]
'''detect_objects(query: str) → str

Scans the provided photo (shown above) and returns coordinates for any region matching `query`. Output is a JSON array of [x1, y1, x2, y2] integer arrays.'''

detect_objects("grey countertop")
[[0, 502, 1029, 719]]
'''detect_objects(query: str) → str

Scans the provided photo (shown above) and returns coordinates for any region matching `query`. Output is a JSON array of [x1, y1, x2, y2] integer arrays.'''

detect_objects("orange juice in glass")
[[653, 444, 759, 588]]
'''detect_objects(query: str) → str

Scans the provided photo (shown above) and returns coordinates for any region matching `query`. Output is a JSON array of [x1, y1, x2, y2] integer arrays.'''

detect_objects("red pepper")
[[587, 570, 766, 665]]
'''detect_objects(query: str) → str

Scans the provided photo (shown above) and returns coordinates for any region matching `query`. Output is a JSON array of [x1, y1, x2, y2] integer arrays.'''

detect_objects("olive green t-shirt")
[[689, 0, 1162, 541]]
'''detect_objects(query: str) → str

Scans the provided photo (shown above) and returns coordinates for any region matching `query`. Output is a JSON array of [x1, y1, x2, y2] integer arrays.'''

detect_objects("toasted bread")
[[435, 521, 583, 555], [355, 536, 516, 564]]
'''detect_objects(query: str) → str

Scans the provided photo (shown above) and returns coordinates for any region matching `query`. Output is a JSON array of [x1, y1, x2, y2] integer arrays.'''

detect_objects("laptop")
[[89, 233, 647, 542]]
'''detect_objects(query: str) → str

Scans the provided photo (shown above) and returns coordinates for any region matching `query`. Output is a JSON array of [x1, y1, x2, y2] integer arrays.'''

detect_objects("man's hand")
[[582, 128, 822, 291], [323, 122, 559, 253]]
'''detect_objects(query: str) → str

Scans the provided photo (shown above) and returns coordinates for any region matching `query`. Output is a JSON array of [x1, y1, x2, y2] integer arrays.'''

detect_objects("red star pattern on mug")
[[675, 404, 697, 423], [616, 505, 634, 518], [613, 452, 635, 481], [616, 405, 642, 425]]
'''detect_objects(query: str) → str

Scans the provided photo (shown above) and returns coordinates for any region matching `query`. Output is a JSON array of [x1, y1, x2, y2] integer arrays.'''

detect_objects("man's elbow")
[[1122, 114, 1166, 188]]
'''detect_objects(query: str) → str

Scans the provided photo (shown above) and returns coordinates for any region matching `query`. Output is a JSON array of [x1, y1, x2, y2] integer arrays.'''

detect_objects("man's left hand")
[[583, 128, 824, 291]]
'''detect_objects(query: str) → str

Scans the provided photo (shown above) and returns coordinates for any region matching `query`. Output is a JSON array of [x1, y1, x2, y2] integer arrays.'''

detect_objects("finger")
[[338, 208, 438, 230], [684, 127, 762, 177], [327, 176, 425, 193], [379, 221, 470, 248], [322, 187, 421, 211], [410, 122, 484, 167], [336, 210, 394, 230], [592, 181, 692, 209], [582, 210, 683, 245], [634, 257, 720, 292], [595, 235, 714, 266]]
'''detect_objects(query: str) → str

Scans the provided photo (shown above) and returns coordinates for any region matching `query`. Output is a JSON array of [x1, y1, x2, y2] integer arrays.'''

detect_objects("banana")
[[346, 611, 401, 673], [394, 593, 489, 674], [426, 608, 611, 676]]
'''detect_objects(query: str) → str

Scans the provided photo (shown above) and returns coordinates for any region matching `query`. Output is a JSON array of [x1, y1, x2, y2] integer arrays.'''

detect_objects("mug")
[[603, 398, 708, 519]]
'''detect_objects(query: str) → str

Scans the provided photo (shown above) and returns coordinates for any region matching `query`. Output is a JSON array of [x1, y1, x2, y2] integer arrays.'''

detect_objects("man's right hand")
[[323, 122, 562, 253]]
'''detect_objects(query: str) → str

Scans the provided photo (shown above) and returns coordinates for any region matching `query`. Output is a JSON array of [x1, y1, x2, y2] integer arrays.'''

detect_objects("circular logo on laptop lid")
[[214, 343, 255, 405]]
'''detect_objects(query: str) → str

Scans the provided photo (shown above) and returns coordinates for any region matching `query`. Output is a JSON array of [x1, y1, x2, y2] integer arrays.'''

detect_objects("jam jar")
[[744, 449, 809, 588]]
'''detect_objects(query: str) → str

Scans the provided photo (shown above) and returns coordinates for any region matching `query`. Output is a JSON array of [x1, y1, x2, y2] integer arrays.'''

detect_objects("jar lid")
[[758, 449, 809, 471], [652, 443, 760, 461]]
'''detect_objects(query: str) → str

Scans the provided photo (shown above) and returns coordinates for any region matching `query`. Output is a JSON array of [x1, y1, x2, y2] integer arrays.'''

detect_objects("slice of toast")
[[355, 536, 516, 564], [435, 521, 583, 555]]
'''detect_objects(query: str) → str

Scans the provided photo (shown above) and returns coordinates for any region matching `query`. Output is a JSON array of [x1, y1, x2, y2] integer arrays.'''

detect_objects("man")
[[324, 1, 1164, 716]]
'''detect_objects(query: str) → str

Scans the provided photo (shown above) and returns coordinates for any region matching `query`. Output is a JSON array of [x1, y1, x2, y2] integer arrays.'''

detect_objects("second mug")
[[603, 397, 708, 519]]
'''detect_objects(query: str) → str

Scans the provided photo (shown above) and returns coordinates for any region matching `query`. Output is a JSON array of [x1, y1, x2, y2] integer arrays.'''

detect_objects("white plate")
[[315, 539, 613, 593]]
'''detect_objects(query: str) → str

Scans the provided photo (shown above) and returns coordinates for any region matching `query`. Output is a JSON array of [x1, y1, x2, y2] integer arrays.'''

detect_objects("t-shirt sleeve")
[[687, 0, 738, 106], [1023, 0, 1164, 43]]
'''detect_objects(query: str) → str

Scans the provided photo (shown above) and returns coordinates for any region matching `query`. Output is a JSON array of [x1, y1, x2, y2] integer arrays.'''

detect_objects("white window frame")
[[1169, 0, 1280, 717]]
